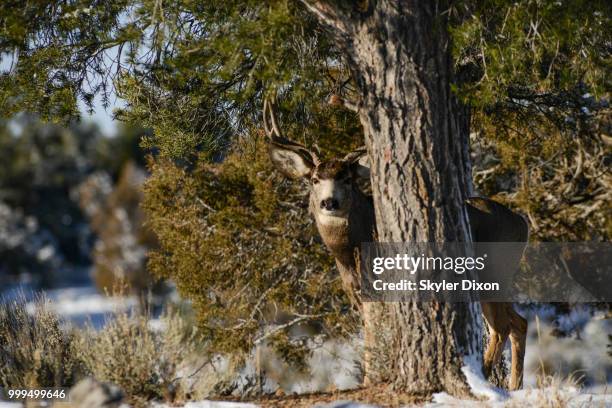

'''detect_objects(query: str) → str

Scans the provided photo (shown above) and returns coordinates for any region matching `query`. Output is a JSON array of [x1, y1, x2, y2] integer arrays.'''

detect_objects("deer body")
[[263, 100, 528, 391]]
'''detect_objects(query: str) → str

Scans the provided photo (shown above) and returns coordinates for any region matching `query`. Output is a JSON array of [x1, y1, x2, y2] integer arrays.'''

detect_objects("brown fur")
[[314, 160, 352, 180], [310, 184, 375, 308]]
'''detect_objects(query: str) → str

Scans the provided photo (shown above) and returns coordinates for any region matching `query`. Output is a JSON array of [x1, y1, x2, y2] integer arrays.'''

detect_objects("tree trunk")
[[302, 0, 481, 396]]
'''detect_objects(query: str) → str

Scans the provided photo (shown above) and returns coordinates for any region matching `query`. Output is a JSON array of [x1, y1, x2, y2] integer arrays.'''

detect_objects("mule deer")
[[263, 99, 528, 390]]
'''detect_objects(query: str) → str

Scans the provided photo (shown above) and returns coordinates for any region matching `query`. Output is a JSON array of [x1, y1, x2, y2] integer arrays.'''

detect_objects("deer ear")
[[344, 147, 370, 180], [269, 143, 315, 179]]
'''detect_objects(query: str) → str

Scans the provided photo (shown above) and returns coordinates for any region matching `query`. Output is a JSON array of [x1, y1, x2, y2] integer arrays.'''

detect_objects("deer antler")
[[343, 146, 367, 163], [263, 97, 320, 165], [263, 98, 284, 139]]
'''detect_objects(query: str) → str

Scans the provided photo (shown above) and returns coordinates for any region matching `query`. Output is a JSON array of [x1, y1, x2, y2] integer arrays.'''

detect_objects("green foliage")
[[0, 0, 134, 121], [471, 106, 611, 241], [452, 0, 610, 105], [143, 135, 358, 359], [114, 0, 349, 164], [449, 0, 611, 240]]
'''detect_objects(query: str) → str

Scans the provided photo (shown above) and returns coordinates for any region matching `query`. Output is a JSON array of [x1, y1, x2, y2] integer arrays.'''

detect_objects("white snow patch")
[[318, 402, 377, 408], [288, 339, 361, 394], [429, 386, 611, 407], [48, 293, 136, 316], [522, 305, 611, 388], [26, 286, 137, 317], [148, 317, 166, 332], [183, 402, 258, 408], [0, 403, 23, 408], [153, 402, 258, 408], [224, 337, 361, 396], [459, 354, 508, 402], [160, 387, 610, 408]]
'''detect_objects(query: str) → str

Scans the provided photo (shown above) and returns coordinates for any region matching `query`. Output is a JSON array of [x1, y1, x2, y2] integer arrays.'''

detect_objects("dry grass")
[[505, 375, 586, 408], [0, 295, 82, 389], [220, 383, 429, 408], [0, 296, 220, 407]]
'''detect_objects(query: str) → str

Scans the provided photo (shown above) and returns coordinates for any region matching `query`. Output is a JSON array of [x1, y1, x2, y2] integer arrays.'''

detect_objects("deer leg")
[[481, 303, 510, 379], [508, 309, 527, 390], [483, 326, 508, 378]]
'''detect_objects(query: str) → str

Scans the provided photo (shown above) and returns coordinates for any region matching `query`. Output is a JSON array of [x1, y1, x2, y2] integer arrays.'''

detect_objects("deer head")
[[263, 99, 370, 221]]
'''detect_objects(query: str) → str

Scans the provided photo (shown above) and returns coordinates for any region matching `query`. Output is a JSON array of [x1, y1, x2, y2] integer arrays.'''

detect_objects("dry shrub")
[[0, 296, 82, 388], [77, 307, 204, 406], [0, 295, 233, 405]]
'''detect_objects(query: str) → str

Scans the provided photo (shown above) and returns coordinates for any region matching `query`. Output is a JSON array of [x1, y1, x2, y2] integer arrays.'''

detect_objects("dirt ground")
[[223, 383, 431, 408]]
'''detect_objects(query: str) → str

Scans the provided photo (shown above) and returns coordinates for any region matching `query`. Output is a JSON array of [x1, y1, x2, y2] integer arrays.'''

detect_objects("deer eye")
[[312, 178, 319, 184]]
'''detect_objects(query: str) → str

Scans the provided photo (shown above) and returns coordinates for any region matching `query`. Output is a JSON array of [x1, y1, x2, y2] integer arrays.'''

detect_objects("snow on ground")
[[518, 304, 611, 388], [40, 286, 136, 316], [34, 286, 137, 326], [460, 354, 508, 402], [429, 386, 611, 407], [442, 347, 610, 407], [260, 338, 362, 394], [1, 266, 138, 329], [15, 285, 138, 328], [3, 391, 610, 408]]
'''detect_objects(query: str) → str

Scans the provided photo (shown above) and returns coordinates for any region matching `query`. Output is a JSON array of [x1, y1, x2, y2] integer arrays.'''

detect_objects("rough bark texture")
[[302, 0, 481, 396]]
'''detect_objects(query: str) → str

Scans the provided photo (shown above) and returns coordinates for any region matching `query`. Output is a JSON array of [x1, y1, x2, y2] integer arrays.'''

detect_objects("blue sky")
[[78, 92, 122, 137], [2, 50, 123, 137]]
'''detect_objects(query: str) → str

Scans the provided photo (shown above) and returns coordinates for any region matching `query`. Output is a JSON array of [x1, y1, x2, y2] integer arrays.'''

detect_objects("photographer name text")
[[372, 279, 499, 292]]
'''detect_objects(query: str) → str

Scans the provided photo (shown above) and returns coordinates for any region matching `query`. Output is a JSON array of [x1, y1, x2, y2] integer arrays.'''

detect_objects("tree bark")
[[302, 0, 481, 396]]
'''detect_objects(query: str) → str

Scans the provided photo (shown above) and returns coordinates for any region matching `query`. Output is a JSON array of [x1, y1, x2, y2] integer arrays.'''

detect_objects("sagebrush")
[[0, 296, 82, 388]]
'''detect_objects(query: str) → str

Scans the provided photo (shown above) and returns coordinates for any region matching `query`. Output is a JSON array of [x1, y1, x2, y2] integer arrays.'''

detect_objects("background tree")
[[0, 114, 152, 292]]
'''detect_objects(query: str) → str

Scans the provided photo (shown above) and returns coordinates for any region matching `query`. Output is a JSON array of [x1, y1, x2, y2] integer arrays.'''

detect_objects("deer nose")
[[320, 198, 339, 211]]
